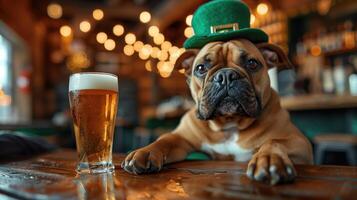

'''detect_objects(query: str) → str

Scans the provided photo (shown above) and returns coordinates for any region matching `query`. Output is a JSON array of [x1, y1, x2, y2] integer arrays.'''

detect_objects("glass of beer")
[[68, 72, 118, 174]]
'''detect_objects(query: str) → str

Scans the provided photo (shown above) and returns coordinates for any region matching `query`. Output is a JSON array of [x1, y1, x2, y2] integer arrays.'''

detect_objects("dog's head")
[[175, 39, 293, 120]]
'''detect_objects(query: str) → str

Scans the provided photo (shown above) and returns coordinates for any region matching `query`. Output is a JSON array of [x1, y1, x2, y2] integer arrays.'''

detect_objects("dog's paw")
[[246, 153, 296, 185], [121, 148, 165, 175]]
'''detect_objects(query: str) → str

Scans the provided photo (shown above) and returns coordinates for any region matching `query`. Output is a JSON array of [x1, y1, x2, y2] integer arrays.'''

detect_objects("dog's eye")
[[195, 64, 207, 76], [246, 59, 260, 71]]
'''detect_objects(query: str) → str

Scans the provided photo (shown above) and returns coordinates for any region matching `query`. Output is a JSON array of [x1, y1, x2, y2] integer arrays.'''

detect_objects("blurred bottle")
[[343, 21, 355, 49], [296, 39, 304, 55], [322, 65, 335, 94], [349, 74, 357, 95], [349, 56, 357, 95], [333, 59, 346, 94], [297, 20, 357, 57]]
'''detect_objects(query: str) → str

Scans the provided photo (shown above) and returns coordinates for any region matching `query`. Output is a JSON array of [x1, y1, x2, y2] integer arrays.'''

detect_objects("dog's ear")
[[256, 43, 293, 71], [174, 49, 199, 77]]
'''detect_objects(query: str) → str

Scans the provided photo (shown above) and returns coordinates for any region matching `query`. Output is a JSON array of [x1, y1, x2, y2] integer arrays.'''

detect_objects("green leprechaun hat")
[[184, 0, 269, 49]]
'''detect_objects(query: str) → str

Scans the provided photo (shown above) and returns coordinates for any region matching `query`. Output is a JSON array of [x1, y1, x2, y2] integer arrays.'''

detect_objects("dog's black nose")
[[213, 69, 239, 85]]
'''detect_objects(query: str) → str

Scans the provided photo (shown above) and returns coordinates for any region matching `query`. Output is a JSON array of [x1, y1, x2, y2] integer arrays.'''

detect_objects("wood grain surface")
[[0, 149, 356, 200]]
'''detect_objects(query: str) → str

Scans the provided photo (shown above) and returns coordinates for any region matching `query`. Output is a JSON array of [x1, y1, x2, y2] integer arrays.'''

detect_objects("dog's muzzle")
[[197, 68, 261, 120]]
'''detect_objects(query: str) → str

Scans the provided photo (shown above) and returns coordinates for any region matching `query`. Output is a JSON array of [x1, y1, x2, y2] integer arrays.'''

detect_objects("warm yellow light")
[[139, 11, 151, 23], [161, 41, 172, 50], [169, 58, 176, 65], [141, 44, 152, 57], [145, 60, 152, 72], [179, 48, 186, 54], [153, 33, 165, 45], [125, 33, 136, 45], [170, 48, 186, 63], [104, 39, 116, 51], [66, 52, 90, 70], [96, 32, 107, 44], [169, 50, 181, 64], [169, 46, 179, 55], [157, 61, 164, 71], [151, 47, 160, 58], [133, 41, 144, 52], [160, 72, 171, 78], [148, 25, 160, 37], [257, 3, 269, 15], [310, 45, 322, 57], [169, 55, 178, 64], [186, 15, 193, 26], [138, 44, 152, 60], [47, 3, 62, 19], [158, 62, 174, 78], [92, 9, 104, 20], [184, 27, 194, 38], [123, 45, 134, 56], [250, 14, 256, 25], [158, 61, 172, 71], [113, 24, 124, 36], [60, 25, 71, 37], [178, 69, 185, 74], [139, 51, 150, 60], [158, 50, 168, 61], [79, 21, 91, 33]]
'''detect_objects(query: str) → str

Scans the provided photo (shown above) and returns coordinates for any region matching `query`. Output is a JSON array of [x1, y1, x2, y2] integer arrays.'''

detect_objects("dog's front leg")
[[121, 133, 194, 174], [246, 141, 297, 185]]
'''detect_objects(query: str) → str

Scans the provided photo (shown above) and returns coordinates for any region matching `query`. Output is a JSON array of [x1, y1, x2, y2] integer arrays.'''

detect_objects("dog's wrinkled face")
[[175, 39, 292, 121]]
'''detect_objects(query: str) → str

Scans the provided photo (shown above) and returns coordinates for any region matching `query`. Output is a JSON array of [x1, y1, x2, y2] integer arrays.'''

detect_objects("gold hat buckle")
[[210, 23, 239, 34]]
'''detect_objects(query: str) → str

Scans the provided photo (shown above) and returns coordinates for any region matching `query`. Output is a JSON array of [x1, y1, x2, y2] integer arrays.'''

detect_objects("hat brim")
[[183, 28, 269, 49]]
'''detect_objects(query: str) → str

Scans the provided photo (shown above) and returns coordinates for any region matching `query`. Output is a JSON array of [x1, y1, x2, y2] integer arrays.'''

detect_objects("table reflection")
[[76, 173, 119, 200]]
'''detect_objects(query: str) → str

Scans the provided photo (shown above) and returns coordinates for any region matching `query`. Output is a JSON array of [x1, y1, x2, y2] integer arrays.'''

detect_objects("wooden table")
[[0, 150, 356, 200]]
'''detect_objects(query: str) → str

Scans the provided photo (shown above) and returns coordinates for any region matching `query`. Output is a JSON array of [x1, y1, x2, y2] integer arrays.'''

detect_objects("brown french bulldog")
[[122, 39, 313, 185]]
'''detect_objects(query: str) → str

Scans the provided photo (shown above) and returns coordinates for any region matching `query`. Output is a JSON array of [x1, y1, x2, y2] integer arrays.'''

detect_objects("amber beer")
[[69, 72, 118, 174]]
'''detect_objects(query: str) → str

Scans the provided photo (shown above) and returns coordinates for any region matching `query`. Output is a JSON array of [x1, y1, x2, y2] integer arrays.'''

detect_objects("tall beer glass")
[[69, 72, 118, 174]]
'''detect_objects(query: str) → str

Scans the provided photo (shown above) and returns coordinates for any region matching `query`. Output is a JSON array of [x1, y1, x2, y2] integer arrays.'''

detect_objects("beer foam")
[[69, 73, 118, 92]]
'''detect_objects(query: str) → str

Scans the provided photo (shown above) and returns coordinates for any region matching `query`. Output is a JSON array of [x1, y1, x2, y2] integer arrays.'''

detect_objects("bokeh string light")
[[104, 39, 116, 51], [141, 44, 153, 57], [148, 26, 160, 37], [96, 32, 107, 44], [250, 14, 256, 25], [153, 33, 165, 45], [257, 3, 269, 15], [124, 45, 135, 56], [79, 21, 91, 32], [47, 3, 62, 19], [139, 11, 151, 23], [150, 47, 160, 58], [145, 60, 152, 72], [113, 24, 124, 36], [161, 41, 172, 50], [184, 14, 195, 40], [185, 15, 193, 26], [53, 3, 187, 78], [157, 50, 169, 61], [125, 33, 136, 45], [184, 27, 194, 38], [60, 25, 72, 37], [92, 9, 104, 20], [133, 41, 144, 52]]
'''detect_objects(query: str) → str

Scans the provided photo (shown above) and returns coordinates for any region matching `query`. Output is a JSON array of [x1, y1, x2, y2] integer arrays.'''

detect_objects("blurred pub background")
[[0, 0, 356, 165]]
